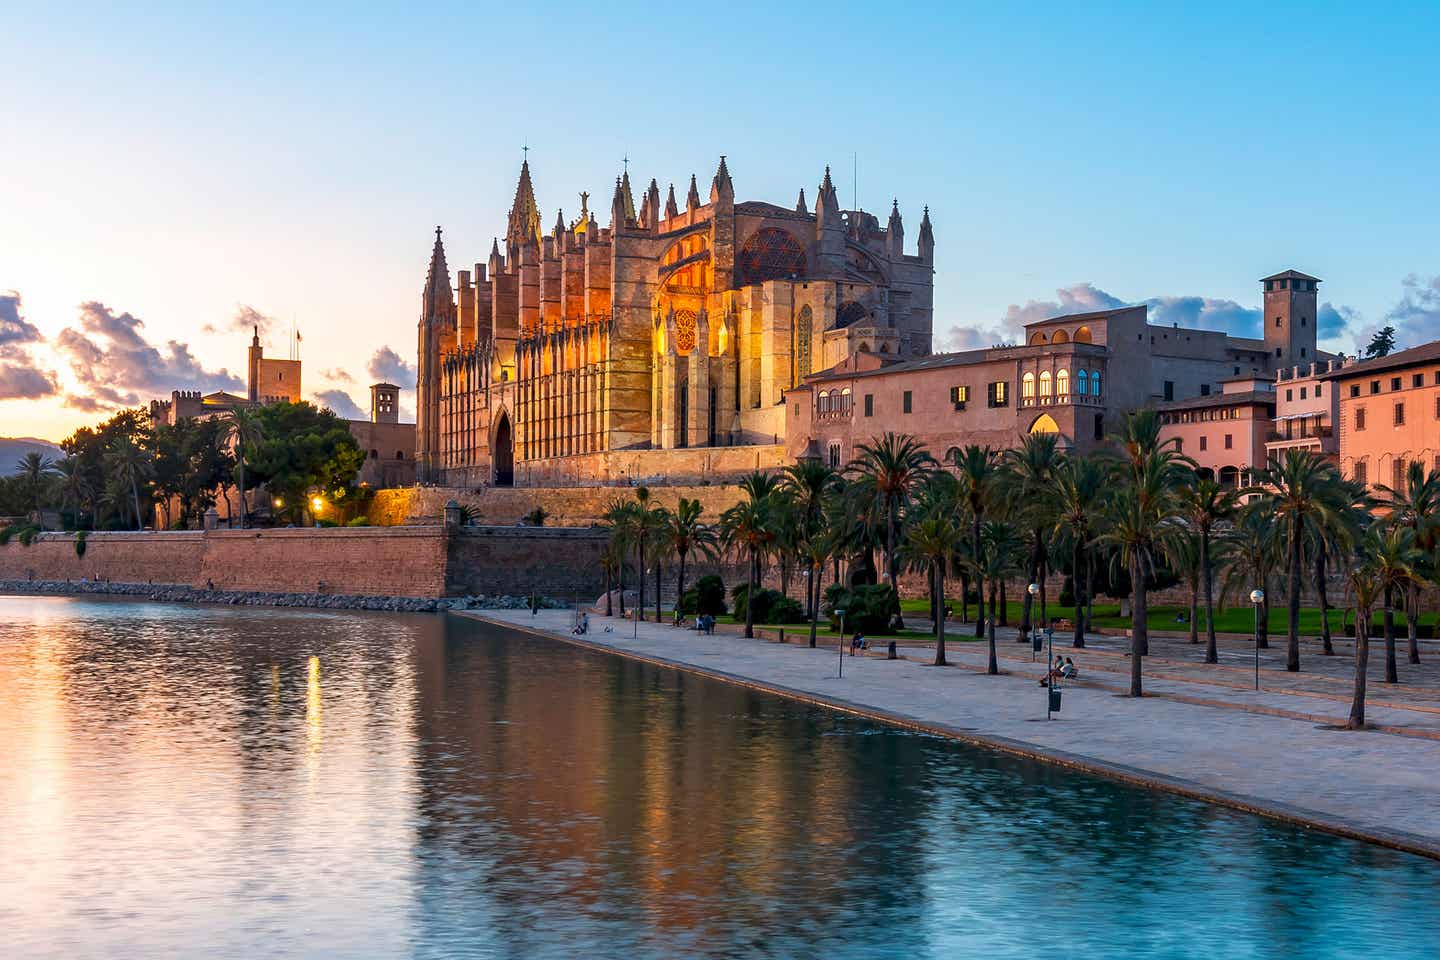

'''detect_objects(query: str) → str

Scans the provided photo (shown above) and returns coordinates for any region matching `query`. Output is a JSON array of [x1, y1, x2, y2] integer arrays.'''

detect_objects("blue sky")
[[3, 1, 1438, 439]]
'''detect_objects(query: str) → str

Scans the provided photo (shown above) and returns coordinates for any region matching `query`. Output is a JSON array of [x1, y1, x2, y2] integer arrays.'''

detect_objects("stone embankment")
[[0, 579, 564, 613]]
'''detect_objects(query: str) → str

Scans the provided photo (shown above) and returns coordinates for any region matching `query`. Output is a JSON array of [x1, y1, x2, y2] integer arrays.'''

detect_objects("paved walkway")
[[464, 608, 1440, 860]]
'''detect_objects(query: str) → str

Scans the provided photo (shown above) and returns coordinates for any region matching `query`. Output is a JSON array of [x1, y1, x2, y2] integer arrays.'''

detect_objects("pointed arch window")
[[1076, 369, 1089, 395], [1021, 372, 1036, 399], [1039, 371, 1053, 399], [1056, 368, 1070, 398], [796, 305, 813, 381], [1092, 370, 1102, 396]]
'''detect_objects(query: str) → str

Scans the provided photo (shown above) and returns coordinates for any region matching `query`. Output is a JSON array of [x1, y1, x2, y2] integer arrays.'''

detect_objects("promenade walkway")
[[465, 608, 1440, 860]]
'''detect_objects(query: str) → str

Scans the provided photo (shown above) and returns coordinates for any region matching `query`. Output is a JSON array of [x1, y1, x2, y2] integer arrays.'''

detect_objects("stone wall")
[[373, 483, 751, 527], [0, 526, 608, 600]]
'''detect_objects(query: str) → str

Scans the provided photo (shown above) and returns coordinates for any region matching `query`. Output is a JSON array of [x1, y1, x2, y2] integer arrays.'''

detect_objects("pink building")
[[1326, 341, 1440, 493], [1266, 358, 1348, 464], [1156, 377, 1275, 487]]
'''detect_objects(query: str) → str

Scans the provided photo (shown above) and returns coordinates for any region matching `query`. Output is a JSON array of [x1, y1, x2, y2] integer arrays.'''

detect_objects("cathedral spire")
[[665, 183, 679, 220], [796, 187, 808, 214], [620, 169, 637, 224], [887, 199, 904, 259], [918, 205, 935, 263], [507, 155, 542, 247], [710, 155, 733, 203], [686, 174, 700, 211], [423, 226, 455, 320]]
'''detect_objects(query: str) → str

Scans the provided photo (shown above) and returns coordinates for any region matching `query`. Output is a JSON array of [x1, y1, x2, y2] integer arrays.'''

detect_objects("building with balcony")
[[1325, 340, 1440, 493], [1266, 358, 1347, 462]]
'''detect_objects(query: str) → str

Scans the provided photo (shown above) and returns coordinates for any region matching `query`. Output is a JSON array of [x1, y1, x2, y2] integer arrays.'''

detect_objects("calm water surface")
[[2, 596, 1437, 959]]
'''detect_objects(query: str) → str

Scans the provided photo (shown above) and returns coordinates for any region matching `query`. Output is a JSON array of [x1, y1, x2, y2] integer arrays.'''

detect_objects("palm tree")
[[220, 407, 265, 528], [847, 433, 935, 613], [1347, 525, 1422, 727], [782, 458, 839, 648], [1377, 461, 1440, 666], [904, 480, 961, 666], [663, 497, 718, 623], [978, 520, 1024, 674], [1003, 433, 1064, 643], [720, 495, 775, 639], [1258, 449, 1346, 672], [1178, 473, 1238, 664], [602, 497, 640, 616], [1101, 409, 1188, 696], [1222, 505, 1280, 650], [599, 543, 622, 617], [1313, 477, 1370, 656], [104, 435, 153, 531], [53, 457, 94, 530], [15, 451, 56, 526], [1051, 454, 1106, 648], [954, 444, 999, 639]]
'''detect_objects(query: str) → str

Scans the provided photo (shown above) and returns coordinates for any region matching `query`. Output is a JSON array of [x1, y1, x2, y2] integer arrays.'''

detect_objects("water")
[[1, 596, 1436, 959]]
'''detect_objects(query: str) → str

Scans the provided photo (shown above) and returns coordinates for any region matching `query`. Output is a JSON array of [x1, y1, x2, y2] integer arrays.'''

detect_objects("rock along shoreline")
[[0, 579, 564, 614]]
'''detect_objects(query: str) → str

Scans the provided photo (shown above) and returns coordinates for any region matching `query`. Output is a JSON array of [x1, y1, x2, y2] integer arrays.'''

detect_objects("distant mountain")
[[0, 437, 65, 475]]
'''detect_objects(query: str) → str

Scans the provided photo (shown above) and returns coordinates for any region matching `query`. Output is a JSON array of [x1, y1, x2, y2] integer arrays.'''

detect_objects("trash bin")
[[887, 641, 897, 660], [1048, 688, 1063, 712], [1032, 633, 1044, 653]]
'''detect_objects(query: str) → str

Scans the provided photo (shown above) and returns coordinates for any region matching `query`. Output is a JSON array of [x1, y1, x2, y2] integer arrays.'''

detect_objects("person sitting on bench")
[[850, 632, 868, 655]]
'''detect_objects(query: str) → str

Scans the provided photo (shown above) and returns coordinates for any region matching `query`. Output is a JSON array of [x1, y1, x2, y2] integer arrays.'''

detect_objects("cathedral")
[[415, 156, 935, 486]]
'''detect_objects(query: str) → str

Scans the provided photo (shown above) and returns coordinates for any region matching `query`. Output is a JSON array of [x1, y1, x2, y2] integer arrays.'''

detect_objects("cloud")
[[0, 292, 60, 400], [940, 282, 1124, 352], [53, 300, 244, 411], [312, 389, 366, 420], [320, 367, 354, 383], [1317, 302, 1358, 341], [202, 304, 278, 337], [1141, 296, 1260, 337], [1367, 274, 1440, 352], [366, 346, 416, 389]]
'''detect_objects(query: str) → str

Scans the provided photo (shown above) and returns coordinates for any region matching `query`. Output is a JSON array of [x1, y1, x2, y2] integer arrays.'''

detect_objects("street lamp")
[[1028, 582, 1042, 660], [835, 607, 847, 678], [1249, 588, 1265, 690]]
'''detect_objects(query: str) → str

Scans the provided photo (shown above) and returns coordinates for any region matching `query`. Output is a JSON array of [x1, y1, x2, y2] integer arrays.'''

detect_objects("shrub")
[[345, 516, 370, 527], [524, 506, 549, 526], [1059, 575, 1075, 608], [74, 530, 88, 557], [734, 585, 789, 624], [824, 583, 900, 634], [766, 596, 805, 624], [681, 574, 727, 616], [316, 518, 339, 528]]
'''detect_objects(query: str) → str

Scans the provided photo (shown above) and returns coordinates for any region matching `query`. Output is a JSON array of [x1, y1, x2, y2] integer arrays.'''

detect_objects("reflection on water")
[[1, 596, 1437, 959]]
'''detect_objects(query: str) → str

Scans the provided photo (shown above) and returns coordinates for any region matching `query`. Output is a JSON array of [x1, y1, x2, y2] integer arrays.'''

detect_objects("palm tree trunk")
[[1019, 539, 1037, 643], [986, 580, 999, 675], [604, 565, 613, 617], [1257, 586, 1270, 649], [1188, 579, 1199, 645], [1286, 528, 1302, 672], [1384, 585, 1398, 683], [1072, 537, 1085, 648], [1085, 553, 1095, 636], [959, 571, 969, 624], [1202, 530, 1218, 664], [131, 480, 142, 531], [887, 494, 903, 628], [618, 560, 626, 616], [744, 547, 756, 639], [1407, 584, 1421, 664], [1348, 608, 1370, 729], [654, 561, 662, 624], [675, 552, 687, 625], [1000, 579, 1009, 626], [238, 458, 248, 529], [1130, 556, 1147, 697], [1317, 550, 1333, 656], [1039, 550, 1049, 631], [973, 518, 984, 639], [636, 542, 646, 619], [932, 562, 946, 666]]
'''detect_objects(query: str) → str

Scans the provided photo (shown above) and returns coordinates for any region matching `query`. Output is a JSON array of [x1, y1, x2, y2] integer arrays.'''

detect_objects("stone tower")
[[416, 226, 455, 483], [370, 382, 400, 424], [1261, 269, 1320, 367], [247, 325, 263, 401]]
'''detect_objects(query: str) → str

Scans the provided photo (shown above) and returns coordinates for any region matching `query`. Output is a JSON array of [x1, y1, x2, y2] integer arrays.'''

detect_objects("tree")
[[782, 458, 840, 648], [662, 497, 717, 626], [1178, 473, 1238, 664], [221, 406, 266, 528], [599, 543, 622, 617], [847, 433, 935, 619], [14, 451, 56, 525], [1376, 461, 1440, 666], [977, 520, 1024, 674], [1051, 454, 1106, 648], [54, 457, 95, 530], [245, 401, 364, 525], [904, 482, 960, 666], [1101, 409, 1188, 696], [602, 497, 640, 616], [954, 444, 999, 640], [104, 435, 153, 530], [720, 483, 777, 640], [1222, 505, 1280, 650], [1257, 449, 1347, 672], [1363, 325, 1397, 359], [1002, 433, 1064, 643], [1347, 525, 1421, 728]]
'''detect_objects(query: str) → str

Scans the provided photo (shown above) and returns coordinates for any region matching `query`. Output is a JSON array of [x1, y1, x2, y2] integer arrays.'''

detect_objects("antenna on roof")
[[852, 152, 858, 212]]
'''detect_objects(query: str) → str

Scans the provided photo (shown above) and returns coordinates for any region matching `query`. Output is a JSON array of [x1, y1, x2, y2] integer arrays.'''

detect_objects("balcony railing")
[[1019, 393, 1104, 408], [1266, 425, 1333, 442]]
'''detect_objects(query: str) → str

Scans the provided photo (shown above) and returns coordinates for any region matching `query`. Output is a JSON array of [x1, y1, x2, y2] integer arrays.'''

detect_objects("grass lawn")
[[899, 597, 1431, 635]]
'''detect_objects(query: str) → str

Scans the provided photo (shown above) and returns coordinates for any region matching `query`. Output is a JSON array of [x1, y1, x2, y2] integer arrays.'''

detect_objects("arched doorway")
[[1029, 413, 1060, 435], [493, 412, 514, 487]]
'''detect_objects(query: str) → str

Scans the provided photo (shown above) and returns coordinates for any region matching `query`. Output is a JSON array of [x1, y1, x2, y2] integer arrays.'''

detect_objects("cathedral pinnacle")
[[665, 183, 679, 220], [507, 156, 542, 247], [796, 188, 807, 214], [423, 226, 455, 320], [686, 174, 700, 211]]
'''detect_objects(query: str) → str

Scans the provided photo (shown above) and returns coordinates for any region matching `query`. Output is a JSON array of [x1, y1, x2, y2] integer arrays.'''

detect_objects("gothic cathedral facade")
[[415, 157, 935, 486]]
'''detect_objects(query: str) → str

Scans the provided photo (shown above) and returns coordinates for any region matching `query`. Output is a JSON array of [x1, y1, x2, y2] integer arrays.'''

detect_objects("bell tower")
[[1261, 269, 1320, 368]]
